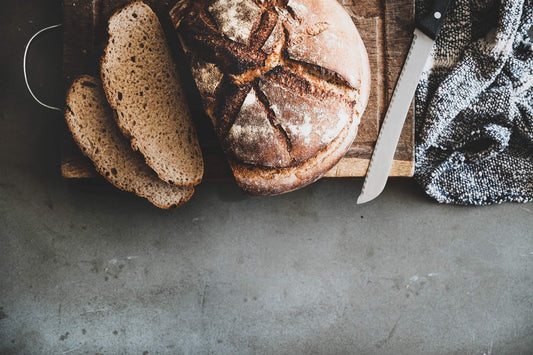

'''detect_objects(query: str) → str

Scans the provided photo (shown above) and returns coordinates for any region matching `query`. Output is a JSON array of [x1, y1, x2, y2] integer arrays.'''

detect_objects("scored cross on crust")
[[171, 0, 370, 195]]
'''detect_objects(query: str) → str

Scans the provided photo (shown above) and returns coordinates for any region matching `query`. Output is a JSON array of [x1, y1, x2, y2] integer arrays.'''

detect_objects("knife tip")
[[356, 193, 373, 205]]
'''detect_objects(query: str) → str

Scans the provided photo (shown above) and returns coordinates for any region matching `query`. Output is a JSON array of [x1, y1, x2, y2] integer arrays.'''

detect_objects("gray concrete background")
[[1, 1, 532, 354]]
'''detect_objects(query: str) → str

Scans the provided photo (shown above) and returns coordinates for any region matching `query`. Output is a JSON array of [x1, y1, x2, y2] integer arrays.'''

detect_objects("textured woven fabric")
[[414, 0, 533, 205]]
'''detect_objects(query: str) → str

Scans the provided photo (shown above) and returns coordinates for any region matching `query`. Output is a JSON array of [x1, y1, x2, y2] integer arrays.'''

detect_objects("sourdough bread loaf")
[[170, 0, 370, 195], [101, 1, 204, 187], [65, 75, 194, 209]]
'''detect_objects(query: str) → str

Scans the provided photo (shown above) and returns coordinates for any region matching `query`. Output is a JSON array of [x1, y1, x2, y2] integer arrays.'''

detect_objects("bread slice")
[[65, 75, 194, 209], [101, 1, 203, 186]]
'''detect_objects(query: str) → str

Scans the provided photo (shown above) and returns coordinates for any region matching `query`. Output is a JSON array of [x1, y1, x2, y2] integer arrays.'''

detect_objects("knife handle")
[[417, 0, 453, 40]]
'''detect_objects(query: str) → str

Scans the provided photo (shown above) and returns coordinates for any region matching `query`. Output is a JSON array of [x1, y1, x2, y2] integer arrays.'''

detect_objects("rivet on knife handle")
[[417, 0, 453, 40]]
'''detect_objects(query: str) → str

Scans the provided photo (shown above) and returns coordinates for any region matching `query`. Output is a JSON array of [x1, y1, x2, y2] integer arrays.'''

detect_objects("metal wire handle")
[[23, 23, 63, 112]]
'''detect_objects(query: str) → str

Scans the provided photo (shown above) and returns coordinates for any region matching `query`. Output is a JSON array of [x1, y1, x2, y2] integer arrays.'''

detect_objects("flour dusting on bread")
[[208, 0, 262, 44]]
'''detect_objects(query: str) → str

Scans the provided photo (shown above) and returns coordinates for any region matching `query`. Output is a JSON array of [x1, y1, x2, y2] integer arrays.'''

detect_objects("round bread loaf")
[[171, 0, 370, 195]]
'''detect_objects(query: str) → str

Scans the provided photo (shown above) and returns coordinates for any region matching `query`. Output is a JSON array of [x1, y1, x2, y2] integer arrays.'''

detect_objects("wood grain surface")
[[61, 0, 414, 180]]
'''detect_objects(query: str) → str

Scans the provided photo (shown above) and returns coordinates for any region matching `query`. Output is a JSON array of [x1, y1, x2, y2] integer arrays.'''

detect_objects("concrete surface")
[[1, 1, 532, 354]]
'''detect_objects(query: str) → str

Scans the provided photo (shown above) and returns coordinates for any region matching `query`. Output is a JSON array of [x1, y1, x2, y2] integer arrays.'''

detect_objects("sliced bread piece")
[[101, 1, 203, 186], [65, 75, 194, 209]]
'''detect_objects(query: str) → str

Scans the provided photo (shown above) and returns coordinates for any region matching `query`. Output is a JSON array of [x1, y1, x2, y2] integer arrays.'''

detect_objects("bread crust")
[[229, 110, 359, 195], [171, 0, 370, 195]]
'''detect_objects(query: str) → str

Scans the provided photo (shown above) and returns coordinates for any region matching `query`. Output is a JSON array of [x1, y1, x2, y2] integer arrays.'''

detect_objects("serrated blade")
[[357, 29, 434, 204]]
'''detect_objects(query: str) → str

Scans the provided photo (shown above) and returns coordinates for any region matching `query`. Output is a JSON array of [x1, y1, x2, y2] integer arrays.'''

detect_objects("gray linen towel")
[[415, 0, 533, 205]]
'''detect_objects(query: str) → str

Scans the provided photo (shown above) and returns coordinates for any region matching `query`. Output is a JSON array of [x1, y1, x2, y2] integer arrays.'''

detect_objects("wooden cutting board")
[[61, 0, 414, 181]]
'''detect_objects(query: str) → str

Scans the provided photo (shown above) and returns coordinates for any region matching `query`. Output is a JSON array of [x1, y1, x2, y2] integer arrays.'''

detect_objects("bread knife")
[[357, 0, 453, 204]]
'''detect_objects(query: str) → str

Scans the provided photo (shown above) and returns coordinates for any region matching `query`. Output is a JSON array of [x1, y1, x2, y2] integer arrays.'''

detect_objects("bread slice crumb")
[[65, 75, 194, 209], [101, 1, 203, 186]]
